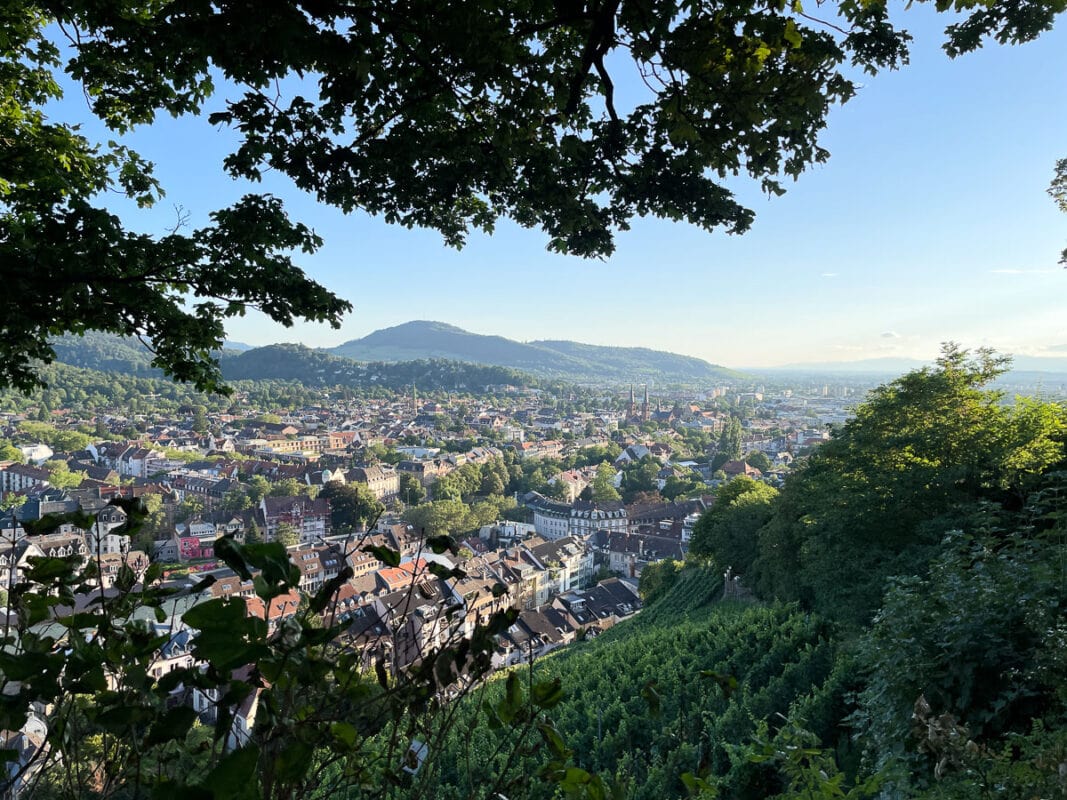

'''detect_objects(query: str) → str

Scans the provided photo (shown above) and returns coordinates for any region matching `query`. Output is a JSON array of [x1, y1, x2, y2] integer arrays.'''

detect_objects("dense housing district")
[[0, 377, 860, 788]]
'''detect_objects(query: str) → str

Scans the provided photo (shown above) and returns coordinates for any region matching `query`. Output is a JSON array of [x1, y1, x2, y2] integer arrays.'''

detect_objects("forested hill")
[[217, 344, 537, 390], [331, 320, 744, 383], [51, 332, 160, 376], [50, 327, 738, 387], [47, 333, 540, 391]]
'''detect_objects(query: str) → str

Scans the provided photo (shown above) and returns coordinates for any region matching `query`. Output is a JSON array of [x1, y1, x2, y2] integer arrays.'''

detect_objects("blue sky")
[[55, 8, 1066, 369]]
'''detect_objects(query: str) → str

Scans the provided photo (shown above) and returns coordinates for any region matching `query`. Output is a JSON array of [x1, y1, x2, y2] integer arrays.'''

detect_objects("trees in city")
[[590, 462, 621, 503], [318, 481, 385, 532], [712, 418, 744, 470], [399, 473, 426, 506], [743, 450, 773, 474], [753, 344, 1067, 625], [41, 460, 83, 490]]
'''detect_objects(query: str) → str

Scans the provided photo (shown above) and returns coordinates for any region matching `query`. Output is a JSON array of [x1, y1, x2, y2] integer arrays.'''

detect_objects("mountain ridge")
[[330, 320, 744, 382], [45, 333, 542, 391]]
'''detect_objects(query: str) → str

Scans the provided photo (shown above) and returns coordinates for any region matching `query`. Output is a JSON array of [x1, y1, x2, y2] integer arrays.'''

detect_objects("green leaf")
[[531, 678, 565, 709], [783, 19, 802, 49], [427, 561, 464, 580], [144, 706, 198, 747], [144, 562, 164, 584], [330, 721, 357, 748], [273, 740, 314, 783], [426, 534, 457, 555], [213, 535, 251, 580], [198, 745, 259, 799], [506, 671, 523, 710], [182, 597, 245, 632], [482, 699, 503, 730], [309, 566, 354, 613], [362, 545, 400, 567], [115, 563, 136, 592], [188, 574, 217, 594], [23, 556, 78, 583], [538, 721, 571, 759]]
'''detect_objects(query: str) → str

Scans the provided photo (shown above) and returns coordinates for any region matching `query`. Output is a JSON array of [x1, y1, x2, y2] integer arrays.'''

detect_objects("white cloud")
[[881, 331, 901, 339], [820, 272, 838, 278]]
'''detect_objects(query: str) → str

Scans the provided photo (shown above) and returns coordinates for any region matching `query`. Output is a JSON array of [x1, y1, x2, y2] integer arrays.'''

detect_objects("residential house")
[[347, 464, 400, 502], [0, 463, 51, 494], [97, 550, 150, 588], [526, 536, 593, 604], [568, 500, 628, 538], [722, 460, 763, 479], [258, 495, 331, 544]]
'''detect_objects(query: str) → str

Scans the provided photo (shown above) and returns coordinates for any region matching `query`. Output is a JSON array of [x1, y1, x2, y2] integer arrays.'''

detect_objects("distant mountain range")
[[757, 357, 931, 374], [217, 344, 535, 390], [47, 333, 538, 391], [49, 324, 742, 387], [330, 321, 743, 383], [50, 332, 160, 375], [758, 355, 1067, 380], [49, 329, 1067, 392], [759, 356, 1067, 388]]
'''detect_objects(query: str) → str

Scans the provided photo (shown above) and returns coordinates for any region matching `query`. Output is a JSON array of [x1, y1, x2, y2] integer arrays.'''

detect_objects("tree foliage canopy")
[[690, 475, 777, 570], [753, 344, 1067, 625], [6, 0, 1064, 391], [319, 480, 385, 531]]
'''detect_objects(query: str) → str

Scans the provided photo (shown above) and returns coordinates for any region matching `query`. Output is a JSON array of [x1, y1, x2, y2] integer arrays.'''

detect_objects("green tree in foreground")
[[689, 476, 778, 573], [753, 344, 1067, 626], [2, 502, 531, 800]]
